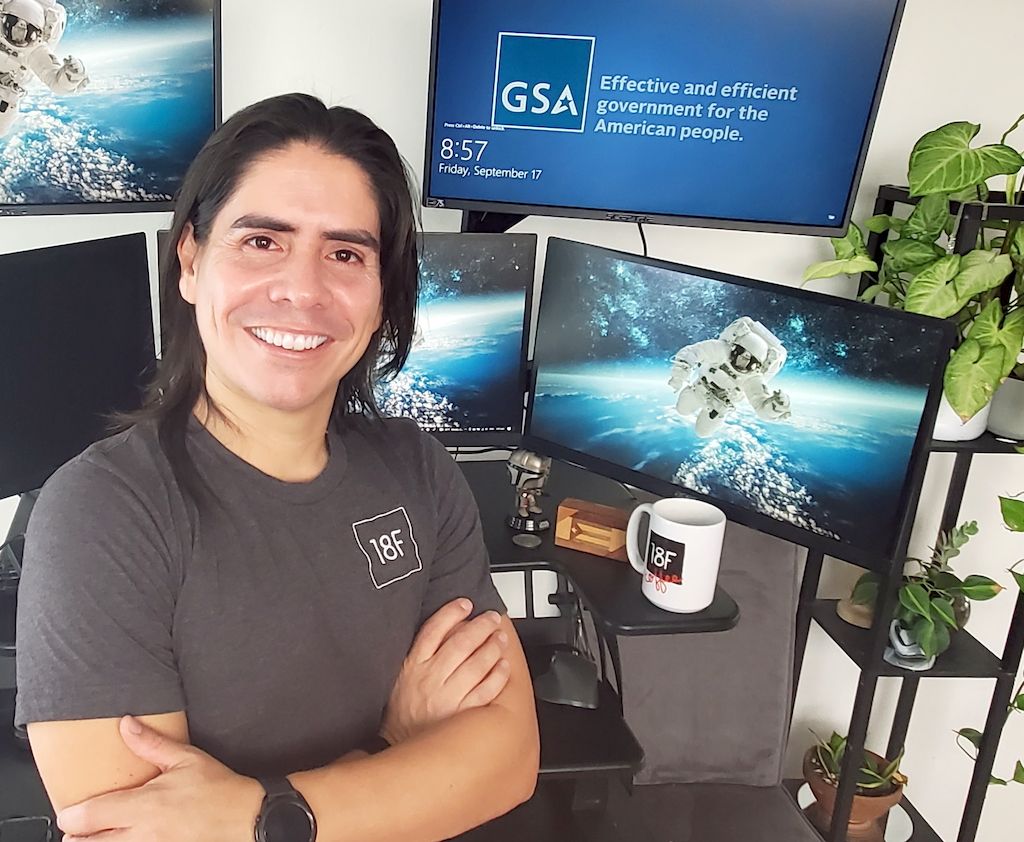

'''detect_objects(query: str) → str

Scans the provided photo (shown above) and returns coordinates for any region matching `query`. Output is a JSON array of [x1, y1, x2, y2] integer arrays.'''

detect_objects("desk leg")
[[606, 636, 625, 716]]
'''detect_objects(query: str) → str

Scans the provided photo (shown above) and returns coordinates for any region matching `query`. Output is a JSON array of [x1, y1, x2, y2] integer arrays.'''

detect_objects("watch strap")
[[258, 776, 298, 799]]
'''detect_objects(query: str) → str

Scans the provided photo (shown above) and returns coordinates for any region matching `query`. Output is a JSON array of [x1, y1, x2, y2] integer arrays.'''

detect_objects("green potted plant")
[[804, 117, 1024, 440], [803, 730, 908, 840], [955, 493, 1024, 787], [987, 363, 1024, 441], [839, 521, 1004, 669]]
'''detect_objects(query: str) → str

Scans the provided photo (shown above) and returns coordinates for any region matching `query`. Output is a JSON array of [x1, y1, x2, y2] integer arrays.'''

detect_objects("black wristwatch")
[[254, 777, 317, 842]]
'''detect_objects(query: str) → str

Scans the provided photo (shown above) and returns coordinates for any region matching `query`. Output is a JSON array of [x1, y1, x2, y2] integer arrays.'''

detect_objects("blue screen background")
[[428, 0, 901, 228]]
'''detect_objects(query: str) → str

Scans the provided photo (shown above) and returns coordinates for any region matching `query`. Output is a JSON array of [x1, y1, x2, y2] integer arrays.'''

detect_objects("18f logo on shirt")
[[353, 507, 423, 589], [492, 32, 595, 132]]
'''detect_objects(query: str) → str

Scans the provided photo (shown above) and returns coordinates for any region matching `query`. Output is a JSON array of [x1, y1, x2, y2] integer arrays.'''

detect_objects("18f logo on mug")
[[492, 32, 595, 132]]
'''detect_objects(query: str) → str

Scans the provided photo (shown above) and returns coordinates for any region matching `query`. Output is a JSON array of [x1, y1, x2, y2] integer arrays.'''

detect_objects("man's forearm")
[[289, 702, 539, 842]]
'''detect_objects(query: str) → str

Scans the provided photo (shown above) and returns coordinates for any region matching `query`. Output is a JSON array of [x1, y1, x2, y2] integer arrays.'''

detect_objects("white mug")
[[625, 498, 727, 613]]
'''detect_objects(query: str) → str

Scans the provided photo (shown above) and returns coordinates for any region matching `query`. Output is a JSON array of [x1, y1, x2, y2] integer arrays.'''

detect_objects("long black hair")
[[126, 93, 419, 503]]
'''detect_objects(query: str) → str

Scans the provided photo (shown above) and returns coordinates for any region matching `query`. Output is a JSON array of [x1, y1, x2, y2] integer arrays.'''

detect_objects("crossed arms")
[[28, 599, 539, 842]]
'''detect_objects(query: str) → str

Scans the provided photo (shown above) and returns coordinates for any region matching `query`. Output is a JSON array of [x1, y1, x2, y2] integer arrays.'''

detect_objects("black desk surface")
[[459, 460, 739, 636]]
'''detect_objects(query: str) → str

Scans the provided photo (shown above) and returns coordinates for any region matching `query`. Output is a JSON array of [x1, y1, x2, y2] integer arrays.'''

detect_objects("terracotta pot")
[[802, 748, 904, 842]]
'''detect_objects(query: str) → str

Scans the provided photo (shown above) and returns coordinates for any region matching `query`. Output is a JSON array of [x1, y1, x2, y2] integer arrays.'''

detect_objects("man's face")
[[178, 142, 384, 419]]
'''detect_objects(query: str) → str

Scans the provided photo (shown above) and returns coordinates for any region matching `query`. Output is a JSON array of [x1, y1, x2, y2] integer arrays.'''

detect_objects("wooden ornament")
[[554, 498, 632, 562]]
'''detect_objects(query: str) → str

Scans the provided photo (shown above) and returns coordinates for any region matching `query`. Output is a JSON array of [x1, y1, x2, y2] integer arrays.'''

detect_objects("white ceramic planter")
[[932, 392, 991, 442], [987, 379, 1024, 441]]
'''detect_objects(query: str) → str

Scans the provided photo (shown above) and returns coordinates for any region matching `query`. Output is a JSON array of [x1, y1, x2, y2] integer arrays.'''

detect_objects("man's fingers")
[[431, 611, 504, 680], [408, 598, 473, 663], [457, 659, 512, 712], [57, 790, 136, 837], [440, 626, 508, 700]]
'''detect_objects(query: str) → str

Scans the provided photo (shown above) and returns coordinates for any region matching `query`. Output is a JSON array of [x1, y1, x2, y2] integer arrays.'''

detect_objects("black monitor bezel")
[[0, 232, 156, 498], [422, 0, 906, 237], [409, 231, 535, 449], [0, 1, 223, 218], [523, 237, 955, 572]]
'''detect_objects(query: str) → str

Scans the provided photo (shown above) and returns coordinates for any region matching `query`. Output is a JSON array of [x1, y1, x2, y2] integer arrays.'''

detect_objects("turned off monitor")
[[526, 238, 955, 567]]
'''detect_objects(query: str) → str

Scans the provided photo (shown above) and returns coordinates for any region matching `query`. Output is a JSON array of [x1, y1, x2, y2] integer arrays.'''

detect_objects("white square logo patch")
[[353, 506, 423, 589]]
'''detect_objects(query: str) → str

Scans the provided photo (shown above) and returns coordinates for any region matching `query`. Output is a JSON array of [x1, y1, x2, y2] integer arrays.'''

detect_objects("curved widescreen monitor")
[[0, 234, 155, 498], [424, 0, 904, 235], [0, 1, 221, 217], [526, 239, 955, 569], [375, 233, 535, 446]]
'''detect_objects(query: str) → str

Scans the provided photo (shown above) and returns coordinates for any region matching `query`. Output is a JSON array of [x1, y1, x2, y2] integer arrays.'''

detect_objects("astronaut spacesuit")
[[0, 0, 88, 137], [668, 316, 792, 437]]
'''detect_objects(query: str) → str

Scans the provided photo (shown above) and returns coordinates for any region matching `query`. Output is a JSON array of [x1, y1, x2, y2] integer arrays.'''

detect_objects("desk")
[[460, 459, 739, 636]]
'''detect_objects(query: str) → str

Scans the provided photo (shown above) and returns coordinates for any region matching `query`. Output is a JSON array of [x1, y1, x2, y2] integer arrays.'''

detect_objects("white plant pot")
[[987, 379, 1024, 442], [932, 392, 991, 442]]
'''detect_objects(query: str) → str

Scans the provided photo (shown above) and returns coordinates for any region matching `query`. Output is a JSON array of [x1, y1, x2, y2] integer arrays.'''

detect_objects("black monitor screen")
[[0, 1, 220, 216], [526, 239, 954, 567], [375, 233, 535, 446], [424, 0, 904, 235], [0, 234, 155, 498]]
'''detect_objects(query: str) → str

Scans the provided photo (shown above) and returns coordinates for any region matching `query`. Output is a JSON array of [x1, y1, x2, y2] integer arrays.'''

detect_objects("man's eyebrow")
[[230, 215, 380, 253]]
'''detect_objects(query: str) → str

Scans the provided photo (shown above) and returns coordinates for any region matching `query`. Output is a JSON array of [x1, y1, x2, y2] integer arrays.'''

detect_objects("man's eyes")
[[329, 249, 364, 265], [241, 236, 364, 265]]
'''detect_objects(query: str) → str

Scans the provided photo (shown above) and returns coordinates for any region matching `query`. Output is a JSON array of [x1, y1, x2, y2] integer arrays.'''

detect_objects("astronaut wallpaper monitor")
[[375, 233, 534, 440], [0, 0, 217, 212], [528, 238, 952, 561]]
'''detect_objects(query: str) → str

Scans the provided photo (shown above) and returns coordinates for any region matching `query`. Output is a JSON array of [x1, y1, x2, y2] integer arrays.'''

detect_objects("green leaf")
[[908, 122, 1024, 196], [957, 728, 984, 750], [991, 776, 1009, 786], [865, 214, 906, 234], [904, 255, 963, 316], [944, 338, 1006, 420], [904, 194, 951, 242], [950, 184, 990, 204], [851, 573, 880, 605], [1000, 497, 1024, 531], [931, 596, 959, 629], [834, 223, 868, 260], [1011, 569, 1024, 594], [883, 239, 947, 275], [932, 620, 951, 656], [1014, 694, 1024, 712], [1010, 225, 1024, 270], [858, 284, 884, 303], [953, 251, 1013, 301], [963, 301, 1024, 382], [931, 571, 964, 591], [959, 575, 1005, 601], [912, 615, 939, 657], [899, 582, 933, 618], [803, 256, 878, 283], [1015, 761, 1024, 784]]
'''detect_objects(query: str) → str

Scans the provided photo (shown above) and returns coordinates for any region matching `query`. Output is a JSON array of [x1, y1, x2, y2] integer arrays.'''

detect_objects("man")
[[15, 93, 539, 841]]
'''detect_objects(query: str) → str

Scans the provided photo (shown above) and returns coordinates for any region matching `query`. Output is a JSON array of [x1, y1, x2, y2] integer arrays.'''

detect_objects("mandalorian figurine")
[[668, 315, 792, 437], [507, 448, 551, 533], [0, 0, 88, 137]]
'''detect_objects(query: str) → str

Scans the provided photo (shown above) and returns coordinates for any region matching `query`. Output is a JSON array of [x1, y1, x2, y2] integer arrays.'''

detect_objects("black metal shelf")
[[783, 779, 943, 842], [812, 601, 1003, 679], [929, 434, 1022, 455]]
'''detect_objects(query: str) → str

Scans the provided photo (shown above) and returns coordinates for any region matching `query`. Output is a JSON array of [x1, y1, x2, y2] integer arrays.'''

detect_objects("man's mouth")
[[248, 326, 330, 352]]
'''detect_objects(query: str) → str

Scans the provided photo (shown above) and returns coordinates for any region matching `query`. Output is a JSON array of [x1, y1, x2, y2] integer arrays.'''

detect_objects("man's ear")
[[177, 223, 199, 305]]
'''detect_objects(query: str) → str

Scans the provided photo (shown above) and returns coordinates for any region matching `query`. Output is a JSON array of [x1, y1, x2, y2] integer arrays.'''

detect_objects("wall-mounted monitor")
[[0, 1, 221, 217], [526, 238, 954, 569], [424, 0, 904, 235], [0, 234, 155, 498], [375, 232, 535, 446]]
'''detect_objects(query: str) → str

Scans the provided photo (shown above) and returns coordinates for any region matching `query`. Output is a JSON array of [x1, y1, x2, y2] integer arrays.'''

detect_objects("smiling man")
[[15, 94, 538, 842]]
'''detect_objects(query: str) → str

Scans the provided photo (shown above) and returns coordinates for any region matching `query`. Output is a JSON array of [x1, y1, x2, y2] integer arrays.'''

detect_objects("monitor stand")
[[461, 211, 526, 234]]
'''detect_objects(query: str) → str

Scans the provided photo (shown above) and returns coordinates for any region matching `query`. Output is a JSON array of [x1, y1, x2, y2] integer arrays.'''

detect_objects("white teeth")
[[250, 327, 328, 351]]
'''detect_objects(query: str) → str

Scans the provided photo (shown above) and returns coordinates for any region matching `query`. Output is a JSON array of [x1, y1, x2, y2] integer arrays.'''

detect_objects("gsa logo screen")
[[492, 33, 595, 133]]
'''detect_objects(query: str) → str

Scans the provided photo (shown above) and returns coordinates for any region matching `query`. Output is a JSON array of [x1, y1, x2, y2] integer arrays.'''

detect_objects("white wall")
[[1, 1, 1022, 839]]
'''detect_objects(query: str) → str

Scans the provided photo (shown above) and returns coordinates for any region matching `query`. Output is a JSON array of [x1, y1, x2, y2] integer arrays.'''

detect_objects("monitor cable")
[[638, 222, 648, 257]]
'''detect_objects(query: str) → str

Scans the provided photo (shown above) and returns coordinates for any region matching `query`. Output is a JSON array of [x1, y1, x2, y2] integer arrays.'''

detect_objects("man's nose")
[[267, 250, 332, 309]]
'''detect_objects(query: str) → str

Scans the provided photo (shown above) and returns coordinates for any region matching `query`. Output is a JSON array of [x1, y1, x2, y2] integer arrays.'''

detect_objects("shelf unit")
[[792, 186, 1024, 842]]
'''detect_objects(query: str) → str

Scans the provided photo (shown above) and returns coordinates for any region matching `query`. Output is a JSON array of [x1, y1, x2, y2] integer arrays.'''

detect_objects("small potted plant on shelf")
[[987, 363, 1024, 441], [956, 493, 1024, 787], [804, 116, 1024, 441], [803, 731, 907, 841], [837, 521, 1004, 671]]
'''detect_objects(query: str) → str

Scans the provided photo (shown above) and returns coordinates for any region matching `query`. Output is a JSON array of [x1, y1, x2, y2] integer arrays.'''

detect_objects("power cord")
[[638, 222, 648, 257]]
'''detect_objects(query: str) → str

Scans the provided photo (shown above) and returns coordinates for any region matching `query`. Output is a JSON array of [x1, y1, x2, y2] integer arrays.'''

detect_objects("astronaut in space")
[[668, 316, 792, 437], [0, 0, 88, 137]]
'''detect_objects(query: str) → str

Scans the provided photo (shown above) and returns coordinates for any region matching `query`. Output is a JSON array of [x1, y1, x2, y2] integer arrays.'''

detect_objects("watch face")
[[263, 800, 314, 842]]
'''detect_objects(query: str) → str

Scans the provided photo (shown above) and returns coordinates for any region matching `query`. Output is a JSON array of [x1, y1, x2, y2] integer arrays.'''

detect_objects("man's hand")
[[57, 716, 262, 842], [381, 598, 511, 745]]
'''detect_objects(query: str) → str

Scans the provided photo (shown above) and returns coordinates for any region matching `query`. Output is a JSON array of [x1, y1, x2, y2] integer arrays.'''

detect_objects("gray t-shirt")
[[15, 416, 504, 778]]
